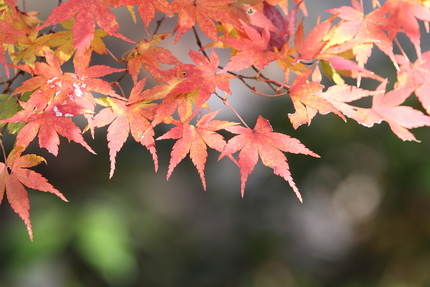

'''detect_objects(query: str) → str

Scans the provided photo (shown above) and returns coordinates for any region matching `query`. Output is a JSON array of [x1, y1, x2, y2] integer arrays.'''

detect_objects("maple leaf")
[[37, 0, 133, 53], [219, 116, 319, 200], [221, 20, 280, 71], [125, 33, 181, 84], [356, 80, 430, 142], [167, 50, 235, 109], [92, 78, 159, 178], [288, 69, 345, 129], [241, 3, 283, 35], [0, 15, 29, 77], [5, 110, 96, 156], [170, 0, 238, 42], [150, 50, 234, 125], [157, 110, 238, 190], [396, 52, 430, 115], [245, 1, 302, 50], [0, 145, 68, 241], [3, 49, 123, 155], [293, 14, 377, 85], [326, 0, 398, 68], [381, 0, 430, 59], [186, 50, 236, 95], [293, 17, 333, 62], [12, 18, 109, 66], [319, 83, 373, 123], [117, 0, 172, 29]]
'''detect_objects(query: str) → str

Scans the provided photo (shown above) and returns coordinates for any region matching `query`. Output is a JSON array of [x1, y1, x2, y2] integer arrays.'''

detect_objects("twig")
[[192, 26, 209, 59], [153, 16, 166, 35]]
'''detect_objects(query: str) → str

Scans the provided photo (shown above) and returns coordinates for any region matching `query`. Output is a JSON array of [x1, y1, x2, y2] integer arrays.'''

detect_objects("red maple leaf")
[[381, 0, 430, 59], [293, 14, 373, 82], [116, 0, 172, 29], [126, 33, 181, 84], [356, 80, 430, 142], [219, 116, 319, 200], [293, 17, 333, 62], [0, 145, 68, 241], [157, 110, 238, 190], [37, 0, 133, 53], [151, 50, 234, 125], [0, 18, 27, 77], [3, 49, 123, 155], [6, 110, 96, 156], [170, 0, 238, 42], [221, 20, 280, 71], [92, 78, 159, 178], [396, 52, 430, 115]]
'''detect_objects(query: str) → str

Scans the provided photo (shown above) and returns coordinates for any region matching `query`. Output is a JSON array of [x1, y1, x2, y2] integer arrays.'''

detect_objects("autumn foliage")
[[1, 0, 430, 240]]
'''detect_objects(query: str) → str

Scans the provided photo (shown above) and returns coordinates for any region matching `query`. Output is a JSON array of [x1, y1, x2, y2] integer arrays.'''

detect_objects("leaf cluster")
[[1, 0, 430, 239]]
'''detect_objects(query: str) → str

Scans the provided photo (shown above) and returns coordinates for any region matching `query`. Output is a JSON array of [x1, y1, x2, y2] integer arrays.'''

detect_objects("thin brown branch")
[[1, 70, 25, 94], [192, 26, 209, 59], [153, 16, 166, 35]]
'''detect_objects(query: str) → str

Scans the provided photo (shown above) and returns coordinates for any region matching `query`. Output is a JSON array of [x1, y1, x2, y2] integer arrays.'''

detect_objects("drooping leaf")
[[158, 110, 238, 190], [92, 78, 158, 178], [219, 116, 319, 200], [0, 145, 67, 241], [356, 80, 430, 142], [319, 83, 373, 123]]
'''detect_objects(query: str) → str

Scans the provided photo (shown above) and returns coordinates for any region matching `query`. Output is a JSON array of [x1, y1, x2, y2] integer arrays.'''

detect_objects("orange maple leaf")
[[0, 146, 67, 241], [288, 69, 345, 129], [92, 78, 159, 178], [219, 116, 319, 200], [157, 110, 238, 190]]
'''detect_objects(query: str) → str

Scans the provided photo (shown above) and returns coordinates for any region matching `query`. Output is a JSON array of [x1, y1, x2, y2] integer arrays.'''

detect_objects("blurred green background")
[[1, 1, 430, 286]]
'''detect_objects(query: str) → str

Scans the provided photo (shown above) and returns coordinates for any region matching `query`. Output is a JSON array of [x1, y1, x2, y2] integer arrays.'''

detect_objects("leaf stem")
[[221, 96, 250, 129]]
